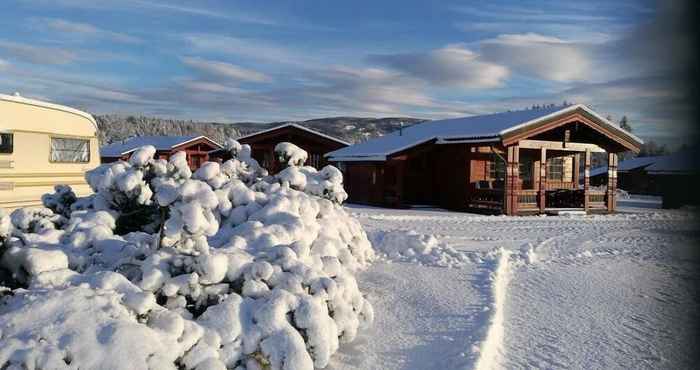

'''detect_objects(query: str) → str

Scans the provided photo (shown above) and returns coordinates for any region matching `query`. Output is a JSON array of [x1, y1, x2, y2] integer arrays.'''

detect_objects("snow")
[[329, 204, 698, 370], [327, 104, 641, 160], [0, 143, 371, 370], [275, 142, 309, 167], [2, 140, 697, 370]]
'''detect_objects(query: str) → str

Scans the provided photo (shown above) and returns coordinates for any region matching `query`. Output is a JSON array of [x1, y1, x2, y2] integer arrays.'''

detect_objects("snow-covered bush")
[[41, 184, 77, 217], [275, 142, 308, 168], [274, 142, 348, 203], [0, 143, 373, 370]]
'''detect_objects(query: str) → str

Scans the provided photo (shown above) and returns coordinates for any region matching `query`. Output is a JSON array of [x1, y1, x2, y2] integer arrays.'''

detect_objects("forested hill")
[[94, 115, 426, 145]]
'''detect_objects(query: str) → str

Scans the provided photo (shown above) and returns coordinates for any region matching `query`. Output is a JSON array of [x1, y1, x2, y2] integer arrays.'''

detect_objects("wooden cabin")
[[0, 93, 101, 209], [327, 104, 643, 215], [100, 135, 222, 170], [209, 123, 349, 174]]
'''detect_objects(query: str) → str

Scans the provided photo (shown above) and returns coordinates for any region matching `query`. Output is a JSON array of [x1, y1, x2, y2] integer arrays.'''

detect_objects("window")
[[547, 157, 564, 181], [50, 137, 90, 163], [488, 159, 505, 181], [0, 133, 13, 154]]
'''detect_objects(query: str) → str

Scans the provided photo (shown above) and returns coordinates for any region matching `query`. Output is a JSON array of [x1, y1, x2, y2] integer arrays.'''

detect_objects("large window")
[[547, 157, 564, 181], [50, 137, 90, 163], [0, 133, 13, 154]]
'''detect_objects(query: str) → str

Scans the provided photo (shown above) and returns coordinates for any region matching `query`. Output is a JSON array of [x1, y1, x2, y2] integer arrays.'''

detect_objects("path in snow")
[[332, 204, 698, 370]]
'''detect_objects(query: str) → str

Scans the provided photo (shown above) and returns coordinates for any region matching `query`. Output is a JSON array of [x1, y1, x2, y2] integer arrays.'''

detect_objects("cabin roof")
[[590, 150, 699, 176], [237, 123, 351, 146], [100, 135, 221, 157], [327, 104, 642, 161], [0, 92, 98, 130], [589, 155, 662, 177], [645, 150, 698, 174]]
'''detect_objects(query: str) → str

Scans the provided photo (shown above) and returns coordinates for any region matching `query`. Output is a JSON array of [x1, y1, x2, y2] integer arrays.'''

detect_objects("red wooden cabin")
[[100, 135, 222, 170], [209, 124, 349, 174], [327, 104, 643, 215]]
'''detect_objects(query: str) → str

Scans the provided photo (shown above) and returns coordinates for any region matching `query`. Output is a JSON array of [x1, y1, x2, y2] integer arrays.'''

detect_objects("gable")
[[501, 107, 642, 153], [238, 124, 349, 149]]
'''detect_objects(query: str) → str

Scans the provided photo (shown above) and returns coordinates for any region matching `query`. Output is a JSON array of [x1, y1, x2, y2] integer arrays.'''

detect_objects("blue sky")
[[0, 0, 694, 145]]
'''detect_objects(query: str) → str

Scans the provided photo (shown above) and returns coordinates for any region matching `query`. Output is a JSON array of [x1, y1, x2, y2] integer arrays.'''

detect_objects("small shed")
[[327, 104, 643, 215], [100, 135, 222, 170], [209, 123, 349, 173]]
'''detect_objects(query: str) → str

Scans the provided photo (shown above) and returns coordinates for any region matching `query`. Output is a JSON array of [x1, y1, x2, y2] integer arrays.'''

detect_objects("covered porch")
[[466, 109, 637, 215]]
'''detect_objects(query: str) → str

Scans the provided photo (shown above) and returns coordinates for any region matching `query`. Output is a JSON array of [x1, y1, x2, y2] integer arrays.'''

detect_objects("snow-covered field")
[[330, 201, 699, 370], [1, 137, 696, 370]]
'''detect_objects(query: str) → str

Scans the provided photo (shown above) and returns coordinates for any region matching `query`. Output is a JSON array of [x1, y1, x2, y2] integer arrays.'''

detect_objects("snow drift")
[[0, 141, 374, 370]]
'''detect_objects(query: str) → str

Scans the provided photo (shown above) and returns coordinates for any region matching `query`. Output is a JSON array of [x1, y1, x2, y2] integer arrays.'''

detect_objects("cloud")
[[0, 40, 78, 65], [0, 58, 8, 70], [480, 33, 590, 82], [181, 57, 271, 83], [183, 34, 317, 68], [42, 18, 142, 44], [21, 0, 279, 25], [368, 44, 509, 89]]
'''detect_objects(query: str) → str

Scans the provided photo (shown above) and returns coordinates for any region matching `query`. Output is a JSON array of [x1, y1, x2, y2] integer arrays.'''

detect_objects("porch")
[[468, 139, 619, 215]]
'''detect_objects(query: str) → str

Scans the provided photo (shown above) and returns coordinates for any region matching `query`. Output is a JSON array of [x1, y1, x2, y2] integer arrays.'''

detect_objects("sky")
[[0, 0, 696, 146]]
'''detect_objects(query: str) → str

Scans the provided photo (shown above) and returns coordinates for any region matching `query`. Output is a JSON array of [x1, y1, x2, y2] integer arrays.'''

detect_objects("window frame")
[[547, 157, 564, 181], [49, 136, 91, 163], [0, 132, 13, 154]]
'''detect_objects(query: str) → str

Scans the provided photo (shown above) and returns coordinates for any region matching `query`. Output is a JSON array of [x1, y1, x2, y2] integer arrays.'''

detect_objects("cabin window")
[[50, 137, 90, 163], [0, 133, 13, 154], [487, 159, 505, 181], [547, 157, 564, 181]]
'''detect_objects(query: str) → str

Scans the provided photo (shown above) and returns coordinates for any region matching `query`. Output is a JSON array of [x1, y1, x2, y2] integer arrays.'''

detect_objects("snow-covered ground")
[[330, 200, 699, 370]]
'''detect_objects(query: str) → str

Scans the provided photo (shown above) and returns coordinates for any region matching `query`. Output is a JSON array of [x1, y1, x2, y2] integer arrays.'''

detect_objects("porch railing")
[[469, 188, 504, 209], [588, 191, 607, 209], [517, 190, 539, 210]]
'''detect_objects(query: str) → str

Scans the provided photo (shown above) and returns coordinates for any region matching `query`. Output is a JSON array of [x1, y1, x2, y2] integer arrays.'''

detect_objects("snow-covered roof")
[[645, 150, 698, 174], [590, 156, 661, 177], [327, 104, 642, 161], [100, 135, 221, 157], [0, 92, 98, 131], [237, 123, 351, 146]]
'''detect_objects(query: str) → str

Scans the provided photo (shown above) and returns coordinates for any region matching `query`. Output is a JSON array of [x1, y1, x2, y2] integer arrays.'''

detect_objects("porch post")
[[505, 146, 519, 215], [607, 152, 618, 212], [584, 149, 591, 212], [539, 147, 547, 212], [512, 145, 519, 215], [573, 153, 581, 188]]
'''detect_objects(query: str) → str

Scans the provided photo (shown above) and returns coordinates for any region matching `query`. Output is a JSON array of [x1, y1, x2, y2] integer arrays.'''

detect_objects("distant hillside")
[[95, 115, 426, 146]]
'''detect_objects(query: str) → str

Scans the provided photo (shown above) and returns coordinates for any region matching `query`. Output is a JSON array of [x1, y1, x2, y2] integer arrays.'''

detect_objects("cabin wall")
[[435, 144, 469, 210], [240, 126, 347, 174], [343, 162, 386, 205]]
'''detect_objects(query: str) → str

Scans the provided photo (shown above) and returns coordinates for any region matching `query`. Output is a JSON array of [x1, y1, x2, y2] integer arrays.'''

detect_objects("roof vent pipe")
[[399, 121, 404, 136]]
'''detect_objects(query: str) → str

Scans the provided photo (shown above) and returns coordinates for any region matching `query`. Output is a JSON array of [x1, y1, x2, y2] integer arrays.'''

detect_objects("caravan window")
[[0, 133, 12, 154], [50, 137, 90, 163]]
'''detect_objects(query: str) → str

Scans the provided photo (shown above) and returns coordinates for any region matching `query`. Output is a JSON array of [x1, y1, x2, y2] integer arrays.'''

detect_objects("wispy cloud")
[[0, 40, 78, 64], [20, 0, 279, 25], [182, 33, 318, 68], [39, 18, 142, 44], [181, 56, 272, 83]]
